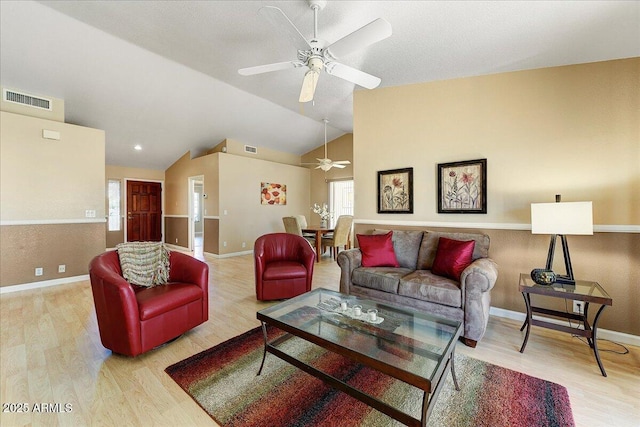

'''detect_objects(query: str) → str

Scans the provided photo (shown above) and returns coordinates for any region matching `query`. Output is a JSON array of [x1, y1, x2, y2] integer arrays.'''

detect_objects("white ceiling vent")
[[244, 145, 258, 154], [3, 88, 52, 111]]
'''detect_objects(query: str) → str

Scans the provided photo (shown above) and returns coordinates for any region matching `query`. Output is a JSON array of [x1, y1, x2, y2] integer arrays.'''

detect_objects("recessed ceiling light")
[[134, 145, 142, 151]]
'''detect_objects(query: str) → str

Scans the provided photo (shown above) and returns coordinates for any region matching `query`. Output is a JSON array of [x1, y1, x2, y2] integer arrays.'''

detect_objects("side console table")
[[518, 273, 612, 376]]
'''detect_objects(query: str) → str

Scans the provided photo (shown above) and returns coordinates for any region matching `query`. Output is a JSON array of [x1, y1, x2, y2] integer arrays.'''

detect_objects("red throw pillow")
[[431, 237, 476, 281], [357, 231, 399, 267]]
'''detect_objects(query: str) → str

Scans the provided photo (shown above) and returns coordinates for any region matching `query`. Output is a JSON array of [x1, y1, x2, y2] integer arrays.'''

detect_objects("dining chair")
[[283, 216, 315, 246], [295, 215, 316, 239], [321, 215, 354, 260]]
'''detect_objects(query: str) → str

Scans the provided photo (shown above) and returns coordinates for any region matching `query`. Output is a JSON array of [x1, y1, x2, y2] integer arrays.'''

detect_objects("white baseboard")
[[204, 250, 253, 259], [0, 275, 89, 294], [489, 306, 640, 348]]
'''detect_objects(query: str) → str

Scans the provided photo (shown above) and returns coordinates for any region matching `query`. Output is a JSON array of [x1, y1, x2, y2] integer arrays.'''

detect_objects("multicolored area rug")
[[166, 326, 574, 427]]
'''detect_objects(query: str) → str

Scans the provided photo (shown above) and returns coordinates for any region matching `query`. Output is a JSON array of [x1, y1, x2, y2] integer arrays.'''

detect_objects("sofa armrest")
[[337, 249, 362, 294], [460, 257, 498, 294]]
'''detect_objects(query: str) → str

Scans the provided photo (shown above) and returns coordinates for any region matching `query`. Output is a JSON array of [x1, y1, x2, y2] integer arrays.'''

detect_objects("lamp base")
[[545, 234, 576, 284]]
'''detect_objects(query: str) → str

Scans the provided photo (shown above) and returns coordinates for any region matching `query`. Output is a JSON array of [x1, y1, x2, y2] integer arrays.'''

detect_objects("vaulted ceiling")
[[1, 1, 638, 169]]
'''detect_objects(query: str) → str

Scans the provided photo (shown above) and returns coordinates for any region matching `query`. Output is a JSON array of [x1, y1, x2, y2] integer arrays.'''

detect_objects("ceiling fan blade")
[[332, 160, 351, 165], [331, 163, 346, 169], [324, 18, 392, 60], [299, 70, 320, 103], [239, 61, 303, 76], [259, 6, 310, 50], [325, 62, 381, 89]]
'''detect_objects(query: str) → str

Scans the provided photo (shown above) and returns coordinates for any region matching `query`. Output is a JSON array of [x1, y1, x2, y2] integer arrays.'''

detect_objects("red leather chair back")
[[254, 233, 315, 300]]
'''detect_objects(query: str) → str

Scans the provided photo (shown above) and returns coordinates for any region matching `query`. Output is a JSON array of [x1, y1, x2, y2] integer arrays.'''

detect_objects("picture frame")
[[260, 182, 286, 205], [377, 168, 413, 214], [437, 159, 487, 214]]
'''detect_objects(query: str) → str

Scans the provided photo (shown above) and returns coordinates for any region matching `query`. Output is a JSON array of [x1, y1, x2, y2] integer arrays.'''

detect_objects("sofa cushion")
[[373, 229, 424, 269], [417, 231, 489, 270], [398, 270, 462, 308], [351, 267, 413, 294], [431, 237, 476, 281], [357, 232, 400, 267]]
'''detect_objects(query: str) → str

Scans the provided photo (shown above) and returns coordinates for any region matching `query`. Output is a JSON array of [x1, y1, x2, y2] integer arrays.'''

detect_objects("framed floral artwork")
[[377, 168, 413, 214], [437, 159, 487, 214], [261, 182, 286, 205]]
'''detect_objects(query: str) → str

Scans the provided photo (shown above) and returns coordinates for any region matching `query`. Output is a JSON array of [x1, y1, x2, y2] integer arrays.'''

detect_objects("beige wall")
[[105, 165, 165, 248], [218, 153, 310, 254], [302, 133, 354, 226], [0, 111, 105, 287], [216, 138, 302, 166], [353, 58, 639, 335], [354, 58, 639, 225]]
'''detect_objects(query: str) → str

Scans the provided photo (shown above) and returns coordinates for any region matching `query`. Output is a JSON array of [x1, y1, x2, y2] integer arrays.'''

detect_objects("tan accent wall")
[[1, 85, 64, 122], [301, 133, 354, 226], [105, 165, 165, 248], [210, 138, 302, 166], [354, 58, 639, 225], [352, 58, 640, 335], [203, 218, 219, 255], [1, 111, 105, 221], [165, 152, 218, 216], [165, 217, 189, 249], [0, 110, 105, 287], [0, 223, 105, 286], [218, 153, 310, 254]]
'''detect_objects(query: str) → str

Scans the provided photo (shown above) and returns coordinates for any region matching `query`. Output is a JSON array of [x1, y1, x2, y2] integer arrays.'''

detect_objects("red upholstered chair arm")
[[254, 243, 267, 300], [169, 251, 209, 320], [299, 241, 316, 290], [89, 252, 142, 355], [169, 251, 209, 290]]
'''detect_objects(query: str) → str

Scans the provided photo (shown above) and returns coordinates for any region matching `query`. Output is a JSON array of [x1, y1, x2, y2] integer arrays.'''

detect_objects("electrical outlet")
[[242, 242, 246, 248], [35, 267, 43, 276], [223, 241, 227, 247], [573, 300, 584, 314], [58, 264, 66, 273], [175, 238, 178, 243]]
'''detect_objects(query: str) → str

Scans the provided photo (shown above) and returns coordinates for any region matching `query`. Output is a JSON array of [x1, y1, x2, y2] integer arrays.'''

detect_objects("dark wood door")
[[127, 180, 162, 242]]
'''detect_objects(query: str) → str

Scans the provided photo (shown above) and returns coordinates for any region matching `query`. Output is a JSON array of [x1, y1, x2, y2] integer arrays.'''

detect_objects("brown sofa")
[[337, 229, 498, 347]]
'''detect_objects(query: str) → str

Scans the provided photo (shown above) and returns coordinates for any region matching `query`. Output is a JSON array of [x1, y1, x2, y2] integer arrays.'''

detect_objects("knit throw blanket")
[[116, 242, 170, 287]]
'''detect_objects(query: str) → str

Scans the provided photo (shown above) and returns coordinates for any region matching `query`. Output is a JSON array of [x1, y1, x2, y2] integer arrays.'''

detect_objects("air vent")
[[244, 145, 258, 154], [3, 89, 52, 111]]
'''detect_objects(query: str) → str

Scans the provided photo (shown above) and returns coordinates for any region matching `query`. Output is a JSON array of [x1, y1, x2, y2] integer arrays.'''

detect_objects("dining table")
[[301, 226, 334, 262]]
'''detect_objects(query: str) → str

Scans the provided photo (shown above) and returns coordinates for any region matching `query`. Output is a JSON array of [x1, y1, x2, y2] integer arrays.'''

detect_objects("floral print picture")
[[261, 182, 286, 205], [438, 159, 487, 213], [377, 168, 413, 213]]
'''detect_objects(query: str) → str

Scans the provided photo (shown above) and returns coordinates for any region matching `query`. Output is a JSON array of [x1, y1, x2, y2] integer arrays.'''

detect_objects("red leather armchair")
[[254, 233, 316, 301], [89, 250, 209, 357]]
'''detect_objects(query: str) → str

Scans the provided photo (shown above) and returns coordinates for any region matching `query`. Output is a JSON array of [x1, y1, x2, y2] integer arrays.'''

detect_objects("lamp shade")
[[531, 202, 593, 235]]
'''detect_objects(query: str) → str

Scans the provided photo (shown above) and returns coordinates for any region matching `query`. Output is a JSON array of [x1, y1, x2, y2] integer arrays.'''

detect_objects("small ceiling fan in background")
[[302, 119, 351, 171], [238, 0, 392, 103]]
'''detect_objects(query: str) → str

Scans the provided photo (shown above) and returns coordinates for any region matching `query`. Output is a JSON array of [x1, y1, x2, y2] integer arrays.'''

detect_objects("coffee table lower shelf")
[[256, 321, 459, 427]]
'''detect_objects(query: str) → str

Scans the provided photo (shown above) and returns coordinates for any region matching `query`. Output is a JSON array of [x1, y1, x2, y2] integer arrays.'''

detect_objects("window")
[[328, 180, 354, 228], [108, 179, 121, 231]]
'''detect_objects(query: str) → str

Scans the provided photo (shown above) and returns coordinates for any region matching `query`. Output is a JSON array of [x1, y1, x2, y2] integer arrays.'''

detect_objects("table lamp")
[[530, 195, 593, 285]]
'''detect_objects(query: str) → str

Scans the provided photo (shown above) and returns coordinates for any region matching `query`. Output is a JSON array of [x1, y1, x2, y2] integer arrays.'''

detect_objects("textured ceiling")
[[1, 1, 638, 169]]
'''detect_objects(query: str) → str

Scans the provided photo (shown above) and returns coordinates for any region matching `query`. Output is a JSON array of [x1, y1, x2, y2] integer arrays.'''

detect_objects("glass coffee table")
[[256, 288, 462, 427]]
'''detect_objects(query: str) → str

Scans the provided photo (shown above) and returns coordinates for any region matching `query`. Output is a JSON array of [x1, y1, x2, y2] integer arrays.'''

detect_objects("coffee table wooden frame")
[[256, 289, 461, 427]]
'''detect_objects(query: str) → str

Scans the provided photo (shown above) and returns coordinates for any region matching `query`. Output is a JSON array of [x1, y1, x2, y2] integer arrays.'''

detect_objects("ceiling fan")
[[238, 0, 392, 103], [302, 119, 351, 171]]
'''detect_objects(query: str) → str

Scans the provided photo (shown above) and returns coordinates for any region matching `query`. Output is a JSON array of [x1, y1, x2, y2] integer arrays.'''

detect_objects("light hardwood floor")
[[1, 251, 638, 426]]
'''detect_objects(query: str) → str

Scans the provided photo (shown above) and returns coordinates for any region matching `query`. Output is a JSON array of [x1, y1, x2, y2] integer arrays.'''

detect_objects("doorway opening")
[[188, 176, 204, 258]]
